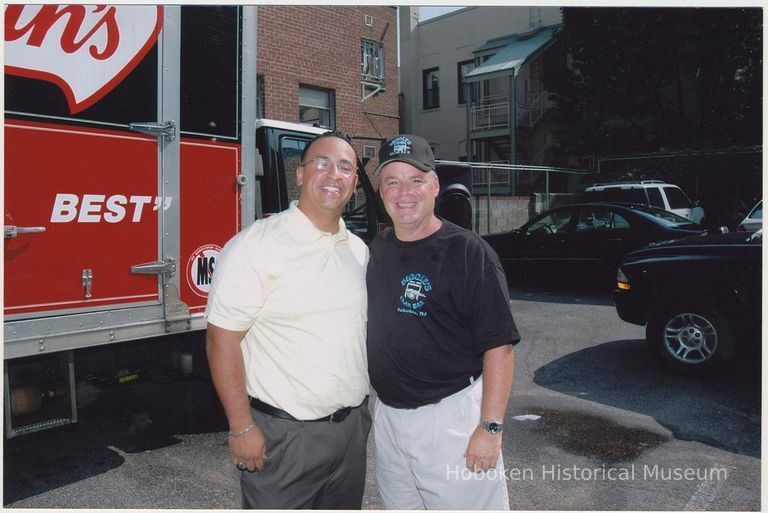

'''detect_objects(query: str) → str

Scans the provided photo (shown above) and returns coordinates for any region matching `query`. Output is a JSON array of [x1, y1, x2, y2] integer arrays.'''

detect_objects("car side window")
[[576, 207, 600, 232], [609, 212, 630, 230], [576, 207, 628, 232], [526, 210, 573, 235], [603, 187, 647, 204], [664, 187, 692, 209], [647, 187, 665, 209]]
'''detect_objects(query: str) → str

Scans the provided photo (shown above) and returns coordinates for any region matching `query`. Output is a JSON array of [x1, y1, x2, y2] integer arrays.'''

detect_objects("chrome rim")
[[662, 312, 718, 365]]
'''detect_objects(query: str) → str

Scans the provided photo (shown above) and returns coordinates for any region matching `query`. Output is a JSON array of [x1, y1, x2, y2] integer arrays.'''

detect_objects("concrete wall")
[[473, 192, 582, 235], [473, 195, 533, 235]]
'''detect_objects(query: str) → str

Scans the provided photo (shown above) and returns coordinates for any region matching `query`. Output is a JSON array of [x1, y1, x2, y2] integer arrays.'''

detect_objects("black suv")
[[613, 230, 762, 376]]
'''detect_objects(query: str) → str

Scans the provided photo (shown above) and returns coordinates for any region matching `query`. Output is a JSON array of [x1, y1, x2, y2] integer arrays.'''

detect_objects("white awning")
[[465, 26, 559, 83]]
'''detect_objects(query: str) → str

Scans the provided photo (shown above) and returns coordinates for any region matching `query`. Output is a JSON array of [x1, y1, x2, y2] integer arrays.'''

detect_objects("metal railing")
[[469, 89, 555, 132], [435, 159, 589, 234], [528, 142, 554, 166], [435, 160, 589, 233], [469, 95, 509, 131], [470, 160, 511, 187], [517, 89, 553, 127]]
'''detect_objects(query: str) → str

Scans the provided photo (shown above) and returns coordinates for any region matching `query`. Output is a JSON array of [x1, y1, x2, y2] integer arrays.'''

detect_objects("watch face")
[[488, 422, 501, 434]]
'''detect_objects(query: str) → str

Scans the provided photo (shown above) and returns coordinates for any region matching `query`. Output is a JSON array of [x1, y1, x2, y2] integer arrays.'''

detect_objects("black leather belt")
[[250, 397, 363, 423]]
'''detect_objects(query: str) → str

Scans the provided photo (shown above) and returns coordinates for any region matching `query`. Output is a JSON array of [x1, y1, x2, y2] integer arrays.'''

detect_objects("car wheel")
[[646, 304, 735, 377]]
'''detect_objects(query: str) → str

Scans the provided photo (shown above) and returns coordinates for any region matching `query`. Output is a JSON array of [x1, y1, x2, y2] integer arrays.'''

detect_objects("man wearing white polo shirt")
[[205, 131, 371, 509]]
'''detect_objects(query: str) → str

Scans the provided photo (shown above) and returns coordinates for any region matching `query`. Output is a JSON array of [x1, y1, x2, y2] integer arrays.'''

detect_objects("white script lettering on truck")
[[50, 193, 173, 223], [5, 5, 163, 114]]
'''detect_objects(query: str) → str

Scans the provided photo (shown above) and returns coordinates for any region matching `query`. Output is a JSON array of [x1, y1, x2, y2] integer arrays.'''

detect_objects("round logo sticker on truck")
[[187, 244, 221, 298]]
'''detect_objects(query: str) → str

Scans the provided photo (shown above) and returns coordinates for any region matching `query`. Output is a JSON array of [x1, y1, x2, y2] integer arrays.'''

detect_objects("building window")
[[361, 39, 384, 83], [422, 67, 439, 110], [299, 85, 334, 129], [457, 60, 475, 105]]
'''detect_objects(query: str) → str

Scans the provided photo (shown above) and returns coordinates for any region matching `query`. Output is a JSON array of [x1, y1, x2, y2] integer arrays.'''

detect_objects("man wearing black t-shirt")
[[367, 134, 520, 510]]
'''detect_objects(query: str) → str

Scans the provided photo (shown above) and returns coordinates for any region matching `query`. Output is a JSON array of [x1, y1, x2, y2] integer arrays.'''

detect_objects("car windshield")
[[748, 202, 762, 220], [525, 209, 573, 235], [628, 205, 698, 227]]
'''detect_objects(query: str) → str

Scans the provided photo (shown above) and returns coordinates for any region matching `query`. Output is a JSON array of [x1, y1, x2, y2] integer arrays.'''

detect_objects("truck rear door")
[[4, 5, 168, 319], [4, 6, 187, 356]]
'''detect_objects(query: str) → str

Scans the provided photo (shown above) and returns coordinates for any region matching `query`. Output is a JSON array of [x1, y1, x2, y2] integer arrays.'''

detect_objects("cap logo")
[[389, 136, 413, 156], [376, 134, 434, 174]]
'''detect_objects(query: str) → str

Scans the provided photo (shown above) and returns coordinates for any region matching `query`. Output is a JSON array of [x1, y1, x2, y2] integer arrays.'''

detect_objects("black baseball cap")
[[375, 134, 435, 174]]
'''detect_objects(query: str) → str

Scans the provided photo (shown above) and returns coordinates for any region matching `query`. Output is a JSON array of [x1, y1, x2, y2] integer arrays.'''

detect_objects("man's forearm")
[[480, 344, 515, 421], [206, 323, 253, 432], [464, 343, 516, 471]]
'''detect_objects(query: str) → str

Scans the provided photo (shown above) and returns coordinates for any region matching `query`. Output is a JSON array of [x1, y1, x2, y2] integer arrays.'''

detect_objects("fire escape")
[[464, 25, 560, 195]]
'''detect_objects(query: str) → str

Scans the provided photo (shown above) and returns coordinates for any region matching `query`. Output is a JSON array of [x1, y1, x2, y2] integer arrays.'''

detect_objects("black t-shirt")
[[366, 221, 521, 409]]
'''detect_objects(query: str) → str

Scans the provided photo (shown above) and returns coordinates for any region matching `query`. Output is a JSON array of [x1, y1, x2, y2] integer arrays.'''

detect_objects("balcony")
[[470, 95, 510, 132], [470, 89, 555, 133]]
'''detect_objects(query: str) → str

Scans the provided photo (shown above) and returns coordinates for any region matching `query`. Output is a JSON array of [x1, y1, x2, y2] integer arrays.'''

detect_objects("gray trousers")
[[241, 403, 372, 509]]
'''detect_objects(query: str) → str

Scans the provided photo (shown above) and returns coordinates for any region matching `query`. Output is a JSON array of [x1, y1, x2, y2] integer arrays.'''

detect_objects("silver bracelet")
[[228, 423, 257, 437]]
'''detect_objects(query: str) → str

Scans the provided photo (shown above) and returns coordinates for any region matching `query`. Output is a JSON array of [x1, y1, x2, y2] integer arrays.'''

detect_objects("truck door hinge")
[[131, 258, 177, 277], [129, 121, 177, 141]]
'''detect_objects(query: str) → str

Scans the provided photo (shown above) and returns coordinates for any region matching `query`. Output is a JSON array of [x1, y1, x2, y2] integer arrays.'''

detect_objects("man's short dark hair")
[[300, 130, 355, 163]]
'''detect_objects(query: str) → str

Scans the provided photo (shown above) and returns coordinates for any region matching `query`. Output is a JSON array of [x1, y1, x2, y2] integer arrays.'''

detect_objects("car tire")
[[646, 303, 736, 377]]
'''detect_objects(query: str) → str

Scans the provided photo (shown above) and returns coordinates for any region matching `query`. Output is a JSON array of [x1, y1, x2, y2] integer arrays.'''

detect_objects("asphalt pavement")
[[4, 281, 761, 510]]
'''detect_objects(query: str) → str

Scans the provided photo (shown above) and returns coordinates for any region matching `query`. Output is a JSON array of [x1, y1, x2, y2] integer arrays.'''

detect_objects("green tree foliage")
[[551, 7, 762, 164]]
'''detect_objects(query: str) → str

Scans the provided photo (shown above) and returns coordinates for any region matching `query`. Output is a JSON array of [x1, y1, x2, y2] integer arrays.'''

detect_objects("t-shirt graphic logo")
[[403, 281, 426, 301], [398, 272, 431, 317]]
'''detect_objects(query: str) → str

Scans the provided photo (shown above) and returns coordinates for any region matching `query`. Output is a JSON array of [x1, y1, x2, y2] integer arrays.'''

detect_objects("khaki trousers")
[[373, 378, 509, 510]]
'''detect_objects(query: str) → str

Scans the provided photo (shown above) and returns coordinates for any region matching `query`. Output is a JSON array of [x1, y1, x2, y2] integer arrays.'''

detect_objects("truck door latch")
[[129, 121, 177, 141], [131, 258, 177, 277], [81, 269, 93, 299], [4, 225, 46, 239]]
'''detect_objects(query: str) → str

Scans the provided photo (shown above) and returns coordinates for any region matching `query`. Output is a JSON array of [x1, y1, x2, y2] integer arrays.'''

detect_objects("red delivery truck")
[[4, 5, 382, 437]]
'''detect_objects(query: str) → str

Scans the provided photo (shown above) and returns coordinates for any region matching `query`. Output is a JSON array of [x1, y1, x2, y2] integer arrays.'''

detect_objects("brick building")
[[256, 6, 399, 184]]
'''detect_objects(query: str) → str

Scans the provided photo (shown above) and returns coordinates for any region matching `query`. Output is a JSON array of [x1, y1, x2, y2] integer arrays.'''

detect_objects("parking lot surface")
[[4, 283, 760, 510]]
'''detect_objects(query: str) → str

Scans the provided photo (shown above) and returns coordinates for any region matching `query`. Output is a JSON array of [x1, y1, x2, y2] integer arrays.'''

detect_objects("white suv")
[[581, 180, 705, 224]]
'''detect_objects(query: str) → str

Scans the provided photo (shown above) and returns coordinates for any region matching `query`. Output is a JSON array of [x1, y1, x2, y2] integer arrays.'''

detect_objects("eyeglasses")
[[301, 156, 356, 177]]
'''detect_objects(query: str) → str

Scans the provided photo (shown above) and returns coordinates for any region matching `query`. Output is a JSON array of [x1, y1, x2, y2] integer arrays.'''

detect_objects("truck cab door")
[[256, 125, 381, 243]]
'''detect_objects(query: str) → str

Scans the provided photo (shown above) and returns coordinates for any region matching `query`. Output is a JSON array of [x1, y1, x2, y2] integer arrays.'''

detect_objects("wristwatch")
[[479, 419, 503, 434]]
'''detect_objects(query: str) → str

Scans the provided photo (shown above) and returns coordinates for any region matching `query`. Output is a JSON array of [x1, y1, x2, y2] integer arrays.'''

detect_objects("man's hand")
[[230, 425, 269, 472], [464, 426, 502, 472]]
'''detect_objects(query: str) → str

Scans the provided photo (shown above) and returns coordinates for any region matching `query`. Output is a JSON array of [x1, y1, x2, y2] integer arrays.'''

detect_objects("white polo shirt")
[[206, 201, 369, 420]]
